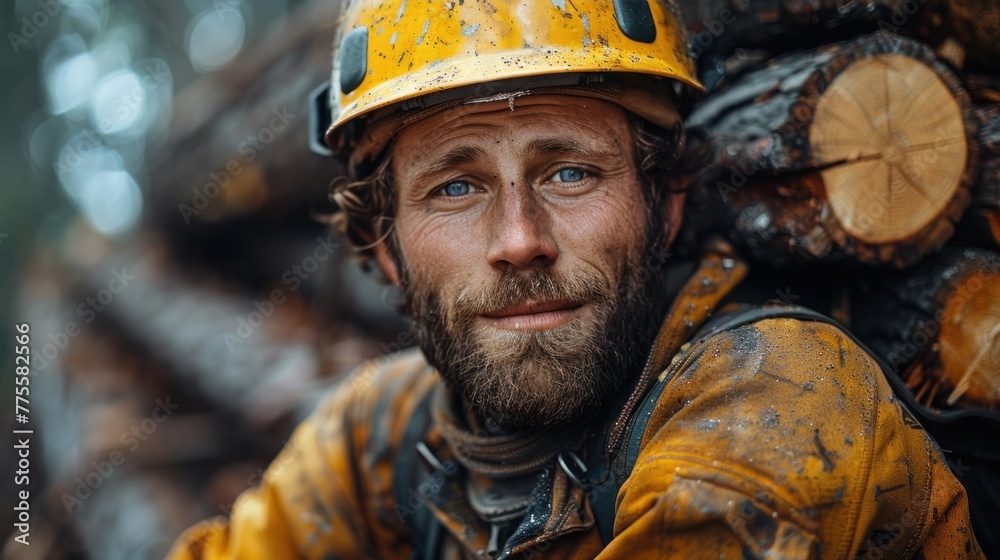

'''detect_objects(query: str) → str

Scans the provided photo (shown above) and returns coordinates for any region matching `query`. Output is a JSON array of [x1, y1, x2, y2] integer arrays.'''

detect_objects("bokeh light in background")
[[42, 37, 98, 115], [1, 0, 307, 556], [16, 0, 295, 241], [78, 169, 143, 235], [186, 7, 246, 72]]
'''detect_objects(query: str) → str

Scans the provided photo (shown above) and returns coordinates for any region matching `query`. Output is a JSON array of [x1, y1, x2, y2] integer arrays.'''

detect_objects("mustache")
[[451, 268, 611, 319]]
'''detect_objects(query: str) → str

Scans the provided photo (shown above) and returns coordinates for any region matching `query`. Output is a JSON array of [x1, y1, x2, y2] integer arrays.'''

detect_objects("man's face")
[[381, 95, 667, 430]]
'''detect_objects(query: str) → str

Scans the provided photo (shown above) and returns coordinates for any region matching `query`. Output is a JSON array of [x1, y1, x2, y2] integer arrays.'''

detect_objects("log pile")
[[939, 0, 1000, 70], [15, 223, 396, 557], [673, 2, 1000, 406], [672, 8, 1000, 553], [13, 0, 420, 554], [144, 0, 344, 248], [17, 280, 212, 559]]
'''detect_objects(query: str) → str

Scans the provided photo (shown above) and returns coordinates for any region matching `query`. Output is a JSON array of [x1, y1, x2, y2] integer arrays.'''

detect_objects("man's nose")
[[486, 186, 558, 270]]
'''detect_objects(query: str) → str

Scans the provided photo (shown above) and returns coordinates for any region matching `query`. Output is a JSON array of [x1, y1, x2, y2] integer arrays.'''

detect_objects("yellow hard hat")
[[322, 0, 704, 170]]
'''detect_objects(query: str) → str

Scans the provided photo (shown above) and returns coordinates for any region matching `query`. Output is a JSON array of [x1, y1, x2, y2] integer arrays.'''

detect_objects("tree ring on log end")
[[811, 54, 968, 247]]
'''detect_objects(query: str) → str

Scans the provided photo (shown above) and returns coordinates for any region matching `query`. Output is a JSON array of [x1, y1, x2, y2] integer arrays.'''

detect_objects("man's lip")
[[482, 300, 583, 331], [479, 300, 583, 330], [481, 300, 581, 319]]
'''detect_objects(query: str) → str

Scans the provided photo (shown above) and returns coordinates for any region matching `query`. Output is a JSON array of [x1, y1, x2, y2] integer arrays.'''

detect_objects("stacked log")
[[958, 106, 1000, 247], [15, 223, 394, 559], [17, 285, 212, 559], [682, 33, 978, 268], [672, 4, 1000, 416], [678, 0, 998, 69], [680, 0, 913, 55], [678, 0, 947, 85], [16, 0, 414, 554], [850, 248, 1000, 408], [845, 247, 1000, 558], [68, 233, 386, 428], [967, 74, 1000, 105], [145, 0, 344, 242]]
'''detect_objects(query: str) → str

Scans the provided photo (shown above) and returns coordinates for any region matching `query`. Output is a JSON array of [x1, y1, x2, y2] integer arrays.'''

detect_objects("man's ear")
[[372, 241, 401, 287], [662, 190, 687, 248]]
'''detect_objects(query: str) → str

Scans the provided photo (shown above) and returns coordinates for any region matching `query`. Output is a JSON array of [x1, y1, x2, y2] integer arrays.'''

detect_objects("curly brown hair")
[[329, 113, 686, 270]]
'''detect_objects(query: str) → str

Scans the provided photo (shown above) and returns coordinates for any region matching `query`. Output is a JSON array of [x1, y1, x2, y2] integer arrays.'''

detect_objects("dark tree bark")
[[677, 0, 945, 59], [965, 106, 1000, 246]]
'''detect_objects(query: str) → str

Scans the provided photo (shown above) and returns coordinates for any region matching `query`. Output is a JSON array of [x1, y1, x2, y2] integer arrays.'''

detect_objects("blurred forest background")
[[2, 0, 999, 558], [2, 1, 408, 558]]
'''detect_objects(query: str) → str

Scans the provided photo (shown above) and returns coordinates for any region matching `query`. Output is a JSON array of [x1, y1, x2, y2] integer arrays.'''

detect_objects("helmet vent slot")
[[612, 0, 656, 43], [339, 26, 369, 94]]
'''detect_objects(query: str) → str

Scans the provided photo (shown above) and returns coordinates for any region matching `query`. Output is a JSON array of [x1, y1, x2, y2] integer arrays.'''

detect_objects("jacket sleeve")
[[165, 355, 431, 560], [600, 317, 981, 559]]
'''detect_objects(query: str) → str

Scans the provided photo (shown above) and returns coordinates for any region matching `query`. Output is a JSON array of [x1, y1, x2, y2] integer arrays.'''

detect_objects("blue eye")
[[555, 168, 586, 182], [441, 181, 471, 197]]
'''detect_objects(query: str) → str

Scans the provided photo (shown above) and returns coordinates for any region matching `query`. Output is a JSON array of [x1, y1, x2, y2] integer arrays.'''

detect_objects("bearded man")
[[167, 0, 982, 558]]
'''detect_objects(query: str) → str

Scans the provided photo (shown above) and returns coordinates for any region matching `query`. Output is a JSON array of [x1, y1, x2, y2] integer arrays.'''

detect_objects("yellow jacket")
[[167, 253, 982, 559]]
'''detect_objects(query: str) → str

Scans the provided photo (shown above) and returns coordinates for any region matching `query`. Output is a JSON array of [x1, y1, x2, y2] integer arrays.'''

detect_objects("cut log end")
[[811, 54, 969, 247], [939, 268, 1000, 406]]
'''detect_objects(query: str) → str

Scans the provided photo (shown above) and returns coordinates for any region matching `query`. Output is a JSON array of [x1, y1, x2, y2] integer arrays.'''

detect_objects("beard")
[[398, 240, 664, 431]]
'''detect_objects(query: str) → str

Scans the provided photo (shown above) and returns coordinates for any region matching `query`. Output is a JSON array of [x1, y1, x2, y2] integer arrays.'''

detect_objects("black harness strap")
[[392, 387, 441, 560]]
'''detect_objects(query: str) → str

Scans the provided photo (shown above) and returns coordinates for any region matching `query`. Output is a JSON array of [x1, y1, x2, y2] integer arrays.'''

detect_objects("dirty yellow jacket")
[[167, 254, 982, 559]]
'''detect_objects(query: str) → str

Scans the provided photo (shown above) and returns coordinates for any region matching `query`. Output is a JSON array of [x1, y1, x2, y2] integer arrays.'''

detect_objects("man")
[[168, 0, 982, 558]]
